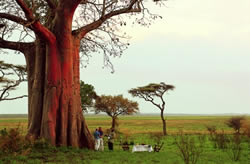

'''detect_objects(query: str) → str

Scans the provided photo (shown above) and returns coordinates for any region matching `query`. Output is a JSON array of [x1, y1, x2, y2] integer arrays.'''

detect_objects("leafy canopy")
[[95, 94, 139, 117], [129, 82, 174, 110], [80, 81, 98, 112]]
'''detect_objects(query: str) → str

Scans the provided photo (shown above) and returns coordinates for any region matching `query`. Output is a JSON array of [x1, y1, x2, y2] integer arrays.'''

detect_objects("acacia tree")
[[0, 0, 165, 148], [80, 81, 97, 113], [129, 82, 174, 135], [0, 61, 27, 101], [95, 95, 139, 130]]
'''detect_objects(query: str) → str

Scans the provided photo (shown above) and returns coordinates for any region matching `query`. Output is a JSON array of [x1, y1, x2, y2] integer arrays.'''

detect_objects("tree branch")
[[73, 0, 141, 39], [15, 0, 35, 21], [1, 95, 28, 101], [0, 38, 34, 53], [101, 0, 106, 17], [137, 93, 162, 110], [15, 0, 56, 44], [0, 61, 27, 102], [44, 0, 57, 9], [0, 13, 32, 29]]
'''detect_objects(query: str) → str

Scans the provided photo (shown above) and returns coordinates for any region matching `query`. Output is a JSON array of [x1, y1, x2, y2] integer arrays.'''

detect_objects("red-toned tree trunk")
[[1, 0, 144, 149], [25, 4, 94, 148]]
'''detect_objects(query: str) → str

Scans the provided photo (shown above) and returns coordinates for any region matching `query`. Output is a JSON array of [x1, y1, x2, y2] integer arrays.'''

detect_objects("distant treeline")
[[0, 114, 28, 118]]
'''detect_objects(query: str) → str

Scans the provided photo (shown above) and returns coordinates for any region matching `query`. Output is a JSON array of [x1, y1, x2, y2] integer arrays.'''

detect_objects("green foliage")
[[80, 81, 97, 112], [129, 82, 175, 99], [95, 95, 139, 117]]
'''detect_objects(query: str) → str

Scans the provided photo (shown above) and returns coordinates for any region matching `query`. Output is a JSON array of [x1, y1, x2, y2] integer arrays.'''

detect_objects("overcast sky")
[[0, 0, 250, 114]]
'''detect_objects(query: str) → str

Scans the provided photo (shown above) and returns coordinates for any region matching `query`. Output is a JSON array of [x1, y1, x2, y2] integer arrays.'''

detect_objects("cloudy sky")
[[0, 0, 250, 114]]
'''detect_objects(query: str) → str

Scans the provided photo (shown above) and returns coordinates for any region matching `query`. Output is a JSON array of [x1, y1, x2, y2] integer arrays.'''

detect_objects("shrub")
[[174, 131, 204, 164], [214, 130, 229, 149], [225, 116, 245, 134], [226, 134, 243, 161], [0, 127, 27, 154], [150, 132, 164, 145], [206, 126, 228, 150], [206, 125, 216, 135], [150, 132, 164, 152], [206, 125, 217, 145]]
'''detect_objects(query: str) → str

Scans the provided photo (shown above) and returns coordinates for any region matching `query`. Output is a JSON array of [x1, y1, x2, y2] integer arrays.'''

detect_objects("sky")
[[0, 0, 250, 114]]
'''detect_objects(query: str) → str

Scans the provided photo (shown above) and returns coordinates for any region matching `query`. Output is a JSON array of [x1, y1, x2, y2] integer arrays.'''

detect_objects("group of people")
[[93, 127, 115, 151]]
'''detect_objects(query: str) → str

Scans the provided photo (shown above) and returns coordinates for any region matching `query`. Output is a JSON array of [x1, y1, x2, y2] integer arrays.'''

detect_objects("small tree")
[[129, 82, 174, 135], [0, 61, 27, 101], [80, 81, 98, 113], [226, 116, 245, 134], [95, 95, 139, 130]]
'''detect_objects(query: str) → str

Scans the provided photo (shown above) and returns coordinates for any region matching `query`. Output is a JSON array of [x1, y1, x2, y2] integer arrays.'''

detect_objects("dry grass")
[[0, 115, 249, 136]]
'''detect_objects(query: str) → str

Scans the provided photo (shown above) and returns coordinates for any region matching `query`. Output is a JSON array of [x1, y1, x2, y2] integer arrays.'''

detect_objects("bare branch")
[[15, 0, 35, 21], [0, 37, 34, 52], [1, 95, 28, 101], [0, 61, 27, 102], [15, 0, 56, 44], [101, 0, 106, 16], [0, 13, 31, 29], [73, 0, 141, 39]]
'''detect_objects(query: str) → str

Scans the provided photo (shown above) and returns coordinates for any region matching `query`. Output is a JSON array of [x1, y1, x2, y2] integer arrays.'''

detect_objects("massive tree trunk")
[[160, 110, 167, 135], [0, 0, 150, 150], [25, 5, 94, 148]]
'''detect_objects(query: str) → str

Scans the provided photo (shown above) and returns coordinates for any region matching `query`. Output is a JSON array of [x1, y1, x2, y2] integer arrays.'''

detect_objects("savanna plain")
[[0, 114, 249, 164]]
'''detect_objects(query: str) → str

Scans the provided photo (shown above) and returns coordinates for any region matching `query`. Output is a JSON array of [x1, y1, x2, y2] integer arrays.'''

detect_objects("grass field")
[[0, 114, 249, 164]]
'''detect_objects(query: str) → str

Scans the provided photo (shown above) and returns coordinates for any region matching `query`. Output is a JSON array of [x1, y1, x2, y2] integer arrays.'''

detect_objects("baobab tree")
[[0, 61, 27, 101], [95, 95, 139, 130], [129, 82, 174, 135], [0, 0, 166, 148]]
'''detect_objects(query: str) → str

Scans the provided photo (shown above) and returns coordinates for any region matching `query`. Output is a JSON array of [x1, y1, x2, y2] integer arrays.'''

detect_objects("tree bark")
[[160, 110, 167, 135], [111, 116, 117, 130], [25, 5, 94, 149]]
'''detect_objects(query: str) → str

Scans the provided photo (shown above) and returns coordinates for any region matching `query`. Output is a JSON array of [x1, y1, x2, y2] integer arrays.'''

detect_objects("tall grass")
[[0, 115, 249, 163]]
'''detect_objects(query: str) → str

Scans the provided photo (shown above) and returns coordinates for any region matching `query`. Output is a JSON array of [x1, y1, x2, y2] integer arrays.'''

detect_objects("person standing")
[[107, 128, 115, 150], [98, 127, 104, 151], [93, 128, 100, 151]]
